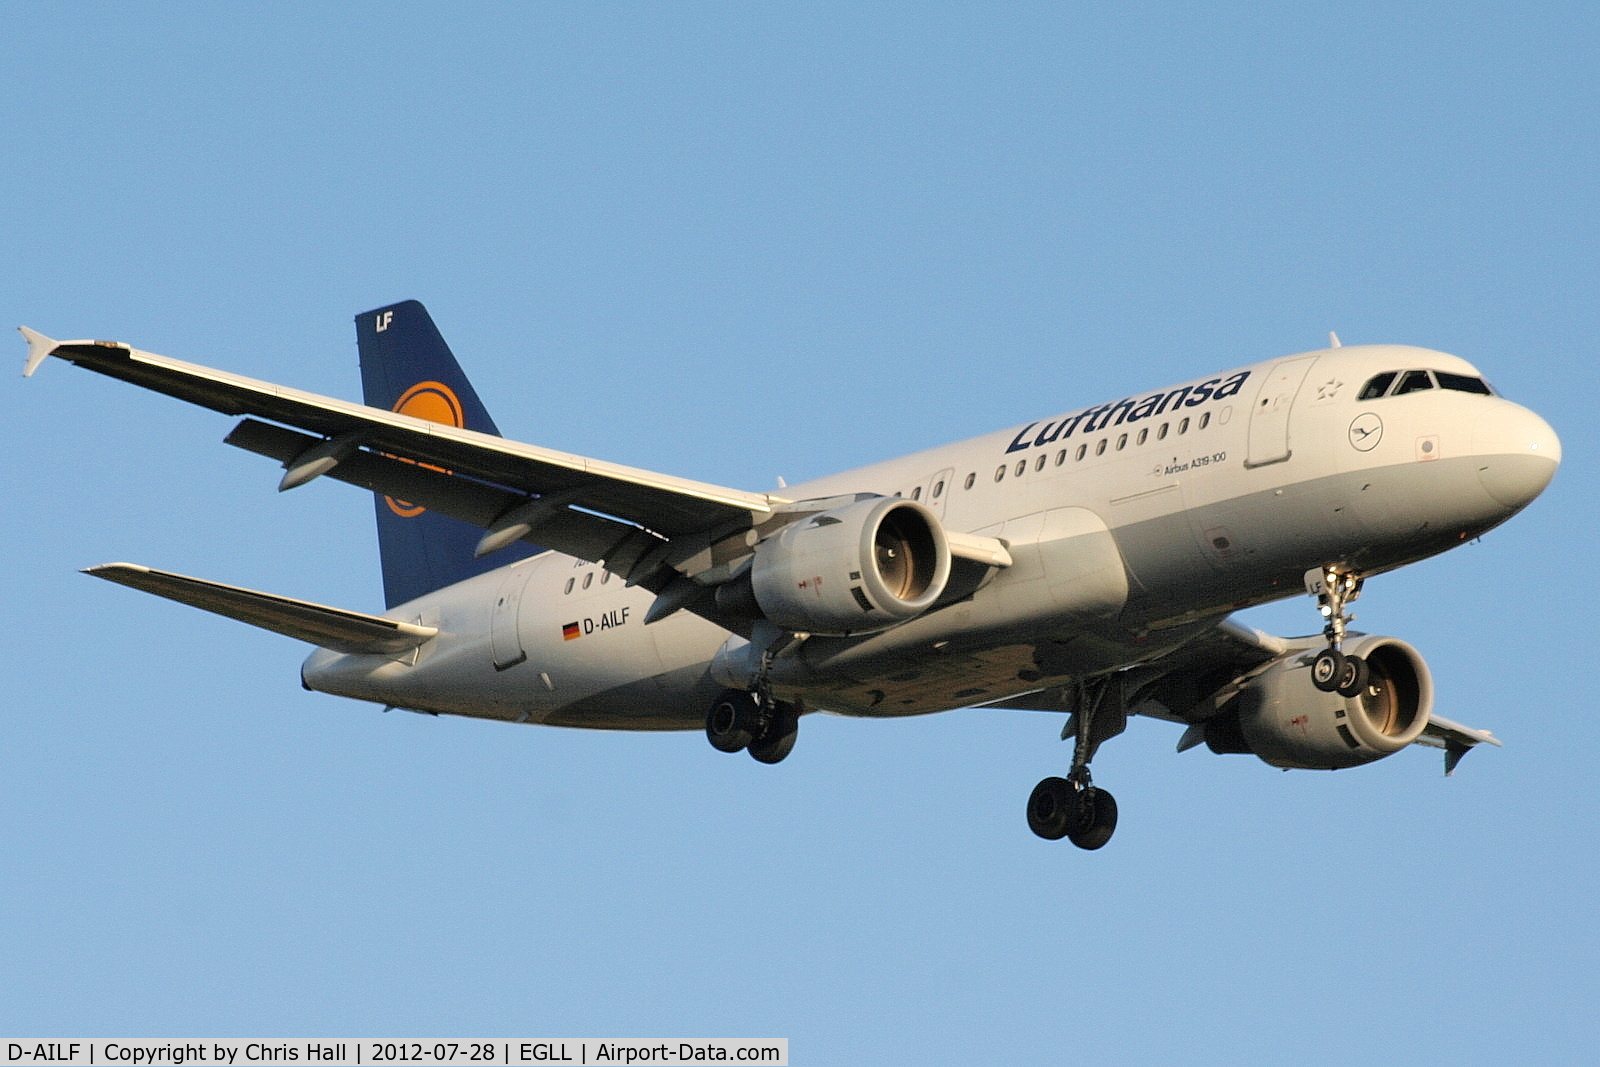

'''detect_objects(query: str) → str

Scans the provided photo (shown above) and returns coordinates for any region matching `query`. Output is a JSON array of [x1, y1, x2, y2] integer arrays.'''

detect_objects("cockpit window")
[[1435, 371, 1494, 396], [1393, 369, 1435, 396], [1358, 372, 1397, 400], [1360, 368, 1494, 401]]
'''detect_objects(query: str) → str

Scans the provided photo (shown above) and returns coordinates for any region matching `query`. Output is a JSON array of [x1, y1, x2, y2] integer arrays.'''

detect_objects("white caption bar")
[[3, 1043, 787, 1067]]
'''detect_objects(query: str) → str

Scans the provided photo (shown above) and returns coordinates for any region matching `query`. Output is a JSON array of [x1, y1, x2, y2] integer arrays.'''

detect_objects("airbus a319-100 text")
[[19, 302, 1559, 848]]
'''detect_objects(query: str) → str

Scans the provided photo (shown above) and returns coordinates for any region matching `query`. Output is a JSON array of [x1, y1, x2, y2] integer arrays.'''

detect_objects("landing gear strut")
[[1027, 676, 1124, 849], [1307, 565, 1370, 698]]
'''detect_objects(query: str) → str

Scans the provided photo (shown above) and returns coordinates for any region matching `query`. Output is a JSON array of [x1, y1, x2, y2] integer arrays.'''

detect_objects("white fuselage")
[[301, 344, 1559, 730]]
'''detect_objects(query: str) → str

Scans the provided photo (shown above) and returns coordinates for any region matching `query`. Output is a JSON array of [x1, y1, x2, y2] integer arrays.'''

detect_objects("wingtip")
[[19, 325, 58, 377], [82, 562, 149, 578]]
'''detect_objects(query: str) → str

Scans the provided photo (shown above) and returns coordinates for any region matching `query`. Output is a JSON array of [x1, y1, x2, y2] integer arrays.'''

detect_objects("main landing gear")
[[1307, 564, 1370, 698], [1027, 676, 1125, 849], [705, 689, 800, 764]]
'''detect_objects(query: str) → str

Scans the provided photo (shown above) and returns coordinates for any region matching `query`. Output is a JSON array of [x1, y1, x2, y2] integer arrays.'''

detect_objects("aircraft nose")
[[1473, 402, 1561, 509]]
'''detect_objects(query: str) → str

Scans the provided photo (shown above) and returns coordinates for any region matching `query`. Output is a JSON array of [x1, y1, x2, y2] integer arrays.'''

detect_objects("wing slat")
[[224, 419, 667, 571]]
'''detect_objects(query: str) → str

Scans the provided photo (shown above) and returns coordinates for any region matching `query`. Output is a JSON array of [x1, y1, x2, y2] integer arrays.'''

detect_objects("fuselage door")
[[490, 566, 531, 670], [1245, 356, 1318, 468]]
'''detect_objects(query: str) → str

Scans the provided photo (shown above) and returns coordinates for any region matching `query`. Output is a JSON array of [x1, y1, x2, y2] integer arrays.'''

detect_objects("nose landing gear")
[[1307, 565, 1370, 698]]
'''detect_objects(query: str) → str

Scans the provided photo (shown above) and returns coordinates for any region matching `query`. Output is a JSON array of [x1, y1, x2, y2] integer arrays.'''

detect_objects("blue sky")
[[4, 3, 1597, 1062]]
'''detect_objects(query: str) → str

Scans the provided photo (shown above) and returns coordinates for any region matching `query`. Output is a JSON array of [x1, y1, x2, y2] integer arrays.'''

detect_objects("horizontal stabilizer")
[[85, 563, 437, 655]]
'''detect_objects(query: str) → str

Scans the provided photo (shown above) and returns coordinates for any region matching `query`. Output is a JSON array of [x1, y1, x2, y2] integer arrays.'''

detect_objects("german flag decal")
[[562, 622, 581, 641]]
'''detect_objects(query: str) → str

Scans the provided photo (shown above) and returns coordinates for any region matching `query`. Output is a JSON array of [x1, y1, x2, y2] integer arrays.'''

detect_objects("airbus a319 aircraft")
[[20, 302, 1560, 849]]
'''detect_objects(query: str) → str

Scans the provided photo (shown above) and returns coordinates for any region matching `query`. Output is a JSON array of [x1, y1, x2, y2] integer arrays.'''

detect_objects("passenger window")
[[1015, 459, 1027, 477], [964, 472, 976, 490], [1075, 443, 1087, 461], [582, 572, 593, 590], [911, 486, 921, 500], [1435, 371, 1493, 396], [1115, 433, 1127, 451], [564, 577, 574, 594], [1358, 371, 1397, 400], [1034, 454, 1046, 472], [1055, 449, 1067, 466], [1095, 439, 1107, 456], [1178, 417, 1189, 434], [1136, 428, 1148, 445], [1199, 412, 1211, 429], [601, 571, 611, 584], [933, 480, 945, 498], [1157, 422, 1168, 440], [994, 466, 1006, 483], [1394, 369, 1434, 395]]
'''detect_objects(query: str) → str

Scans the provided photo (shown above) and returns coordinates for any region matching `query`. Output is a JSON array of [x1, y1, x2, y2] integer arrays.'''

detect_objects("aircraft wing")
[[990, 617, 1502, 775], [1413, 714, 1502, 776], [23, 329, 1009, 596], [86, 563, 437, 655], [1135, 621, 1504, 773], [21, 329, 776, 585]]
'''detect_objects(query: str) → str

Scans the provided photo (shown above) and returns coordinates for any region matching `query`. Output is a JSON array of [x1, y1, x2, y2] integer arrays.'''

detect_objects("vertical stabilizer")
[[356, 300, 538, 608]]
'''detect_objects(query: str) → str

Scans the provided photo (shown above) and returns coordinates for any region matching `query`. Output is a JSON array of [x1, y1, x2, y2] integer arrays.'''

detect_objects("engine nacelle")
[[749, 496, 951, 636], [1204, 635, 1433, 770]]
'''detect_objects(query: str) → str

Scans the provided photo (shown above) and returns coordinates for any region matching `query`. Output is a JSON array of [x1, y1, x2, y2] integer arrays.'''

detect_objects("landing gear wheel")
[[1311, 648, 1346, 693], [1335, 653, 1370, 698], [1027, 777, 1076, 840], [706, 690, 758, 753], [748, 706, 799, 764], [1067, 788, 1118, 851]]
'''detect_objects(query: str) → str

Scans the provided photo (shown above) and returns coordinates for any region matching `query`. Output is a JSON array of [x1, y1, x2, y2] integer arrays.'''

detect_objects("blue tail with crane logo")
[[355, 300, 539, 608]]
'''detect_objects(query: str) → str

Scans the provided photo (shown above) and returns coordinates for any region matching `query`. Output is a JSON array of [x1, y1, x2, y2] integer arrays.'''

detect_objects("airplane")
[[18, 301, 1561, 849]]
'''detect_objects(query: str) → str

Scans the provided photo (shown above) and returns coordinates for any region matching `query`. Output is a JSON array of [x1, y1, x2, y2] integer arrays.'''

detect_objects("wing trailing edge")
[[84, 563, 437, 655]]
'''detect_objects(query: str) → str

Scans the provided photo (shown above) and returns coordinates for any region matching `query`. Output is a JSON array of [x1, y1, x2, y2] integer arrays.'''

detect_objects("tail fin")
[[356, 300, 538, 608]]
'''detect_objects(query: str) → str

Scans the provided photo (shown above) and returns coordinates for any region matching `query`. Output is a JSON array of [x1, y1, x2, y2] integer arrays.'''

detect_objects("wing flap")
[[85, 563, 438, 655], [223, 419, 668, 576]]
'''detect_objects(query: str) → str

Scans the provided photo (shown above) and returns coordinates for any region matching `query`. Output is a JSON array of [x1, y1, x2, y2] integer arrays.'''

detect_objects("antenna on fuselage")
[[1329, 331, 1342, 348]]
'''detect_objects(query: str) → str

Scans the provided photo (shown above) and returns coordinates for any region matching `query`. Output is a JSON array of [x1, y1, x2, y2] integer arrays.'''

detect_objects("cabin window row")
[[981, 411, 1211, 485]]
